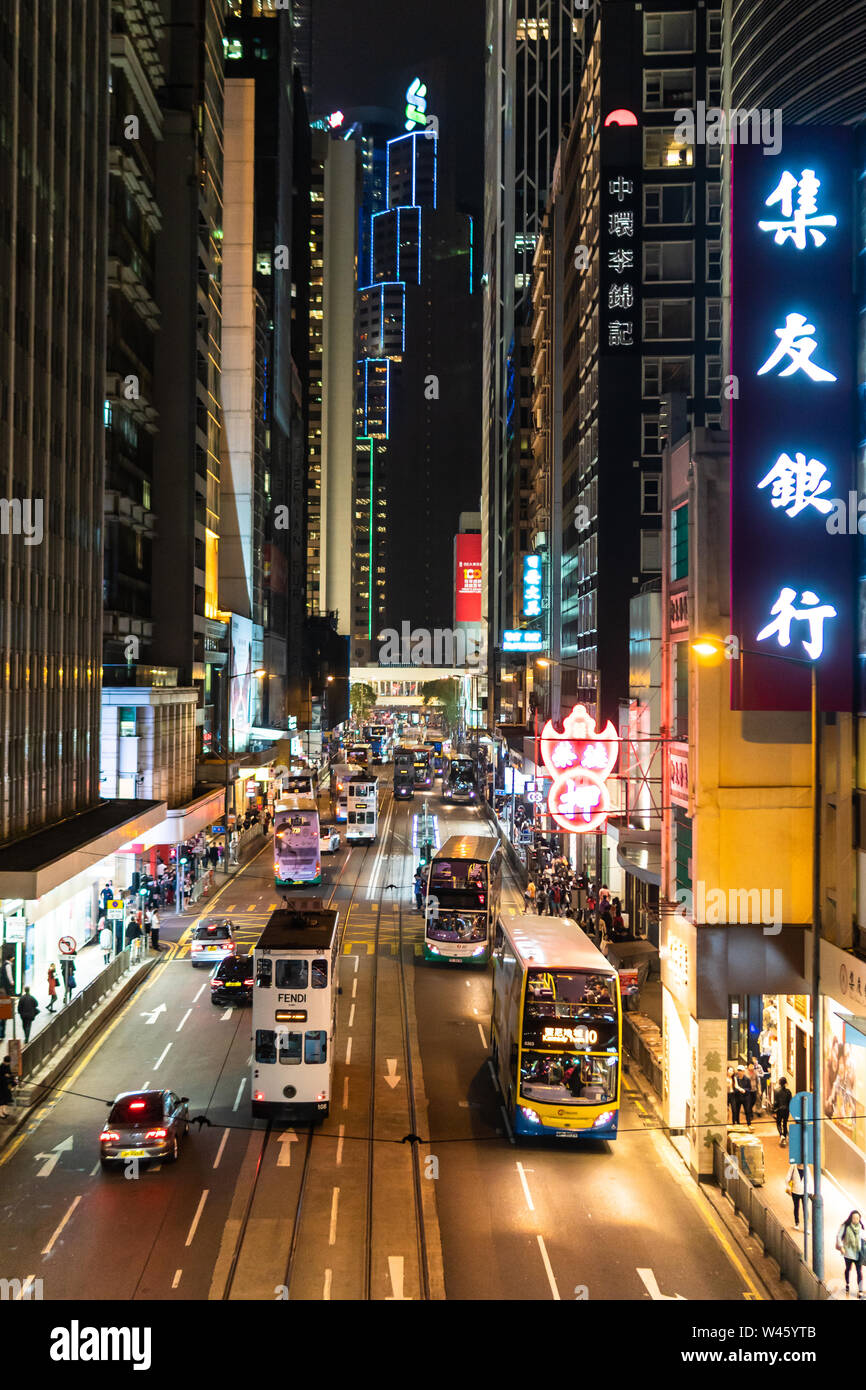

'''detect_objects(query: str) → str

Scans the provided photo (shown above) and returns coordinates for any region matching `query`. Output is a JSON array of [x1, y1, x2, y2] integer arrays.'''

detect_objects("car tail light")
[[254, 1090, 264, 1101], [210, 977, 221, 987], [145, 1128, 167, 1140], [244, 978, 254, 986], [101, 1131, 120, 1142], [130, 1101, 146, 1110]]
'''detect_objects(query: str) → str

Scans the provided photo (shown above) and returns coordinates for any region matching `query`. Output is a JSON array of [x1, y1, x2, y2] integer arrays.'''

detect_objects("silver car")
[[99, 1089, 190, 1169]]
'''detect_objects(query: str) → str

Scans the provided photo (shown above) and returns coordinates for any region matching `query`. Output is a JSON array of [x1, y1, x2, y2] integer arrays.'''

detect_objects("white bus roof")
[[274, 795, 318, 813], [499, 913, 615, 972]]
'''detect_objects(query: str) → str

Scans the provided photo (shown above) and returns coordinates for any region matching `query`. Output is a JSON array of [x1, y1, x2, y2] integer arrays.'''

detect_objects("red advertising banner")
[[454, 533, 482, 624]]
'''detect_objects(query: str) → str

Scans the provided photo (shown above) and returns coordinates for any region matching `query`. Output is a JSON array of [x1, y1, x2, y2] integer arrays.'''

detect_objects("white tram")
[[345, 771, 378, 844], [251, 908, 340, 1120]]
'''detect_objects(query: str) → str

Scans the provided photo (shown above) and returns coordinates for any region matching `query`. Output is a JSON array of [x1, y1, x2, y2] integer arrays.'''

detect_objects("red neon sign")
[[539, 704, 619, 835]]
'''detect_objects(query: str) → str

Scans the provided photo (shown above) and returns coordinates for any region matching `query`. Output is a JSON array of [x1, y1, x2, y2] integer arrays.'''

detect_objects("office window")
[[644, 69, 695, 110], [707, 10, 722, 50], [706, 299, 722, 339], [644, 128, 694, 170], [706, 68, 722, 106], [642, 414, 662, 455], [642, 474, 662, 513], [706, 357, 723, 396], [644, 184, 694, 225], [671, 503, 689, 579], [644, 241, 694, 281], [706, 240, 722, 279], [641, 529, 663, 572], [706, 183, 722, 223], [643, 356, 693, 395], [643, 299, 694, 340], [644, 11, 695, 51]]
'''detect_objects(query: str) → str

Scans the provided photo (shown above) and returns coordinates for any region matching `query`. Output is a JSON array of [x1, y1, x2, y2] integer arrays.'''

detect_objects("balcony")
[[109, 147, 161, 233], [107, 257, 161, 332]]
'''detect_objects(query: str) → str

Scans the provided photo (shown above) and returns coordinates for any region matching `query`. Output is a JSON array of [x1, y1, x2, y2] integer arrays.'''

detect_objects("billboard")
[[731, 130, 856, 711], [230, 614, 254, 750], [454, 533, 482, 625]]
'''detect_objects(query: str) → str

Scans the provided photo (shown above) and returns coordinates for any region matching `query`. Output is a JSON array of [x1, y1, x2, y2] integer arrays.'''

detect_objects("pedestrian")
[[60, 958, 76, 1004], [785, 1161, 805, 1228], [125, 916, 142, 963], [46, 963, 58, 1013], [731, 1065, 748, 1125], [526, 879, 536, 906], [149, 906, 161, 952], [0, 1055, 15, 1120], [726, 1066, 736, 1124], [99, 921, 113, 966], [748, 1058, 764, 1112], [774, 1074, 792, 1145], [836, 1211, 866, 1298], [550, 881, 562, 915], [414, 870, 424, 912], [536, 888, 547, 916], [17, 987, 39, 1044]]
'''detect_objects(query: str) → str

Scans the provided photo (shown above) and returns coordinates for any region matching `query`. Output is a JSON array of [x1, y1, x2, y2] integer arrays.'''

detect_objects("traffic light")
[[131, 871, 140, 893], [419, 839, 434, 867]]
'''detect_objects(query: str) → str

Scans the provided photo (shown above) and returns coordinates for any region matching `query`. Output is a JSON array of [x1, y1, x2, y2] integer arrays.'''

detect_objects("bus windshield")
[[429, 857, 488, 905], [520, 968, 619, 1106]]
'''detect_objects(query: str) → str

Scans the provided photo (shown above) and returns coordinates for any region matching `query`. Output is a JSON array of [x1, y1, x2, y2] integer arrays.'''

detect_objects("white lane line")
[[232, 1078, 246, 1112], [14, 1275, 38, 1300], [348, 1004, 355, 1028], [90, 1161, 101, 1177], [323, 1268, 332, 1301], [342, 1076, 349, 1109], [328, 1187, 340, 1245], [336, 1123, 345, 1167], [184, 1189, 209, 1247], [176, 1008, 192, 1033], [172, 1269, 182, 1289], [153, 1042, 172, 1071], [516, 1161, 535, 1212], [193, 982, 207, 1002], [352, 978, 357, 999], [477, 1023, 487, 1049], [345, 1036, 353, 1065], [537, 1235, 561, 1300], [353, 955, 359, 974], [42, 1195, 82, 1255], [213, 1127, 230, 1170]]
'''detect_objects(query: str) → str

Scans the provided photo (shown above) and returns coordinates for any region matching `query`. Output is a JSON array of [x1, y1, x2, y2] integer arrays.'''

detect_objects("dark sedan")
[[99, 1089, 190, 1169], [210, 953, 254, 1006]]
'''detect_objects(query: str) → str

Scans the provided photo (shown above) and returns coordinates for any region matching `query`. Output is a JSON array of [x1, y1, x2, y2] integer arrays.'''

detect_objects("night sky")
[[312, 0, 485, 220]]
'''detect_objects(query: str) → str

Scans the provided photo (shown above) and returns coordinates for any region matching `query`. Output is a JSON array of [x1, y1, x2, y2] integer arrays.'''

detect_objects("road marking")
[[269, 902, 277, 910], [42, 1195, 82, 1255], [213, 1128, 230, 1169], [536, 1235, 561, 1300], [185, 1190, 209, 1247], [336, 1123, 344, 1167], [172, 1269, 182, 1289], [247, 904, 256, 912], [351, 978, 357, 998], [34, 1136, 73, 1177], [153, 1042, 172, 1071], [232, 1078, 246, 1112], [176, 1008, 192, 1033], [193, 982, 207, 1002], [354, 955, 359, 972], [636, 1267, 685, 1301], [385, 1254, 410, 1300], [323, 1268, 332, 1300], [477, 1024, 487, 1049], [384, 1059, 401, 1089], [328, 1187, 340, 1245], [90, 1161, 101, 1177], [14, 1275, 38, 1300], [276, 1130, 298, 1166], [221, 1009, 232, 1021], [348, 1004, 355, 1028], [516, 1161, 535, 1212], [225, 904, 236, 911], [345, 1037, 353, 1065], [342, 1077, 349, 1109], [141, 1003, 167, 1025]]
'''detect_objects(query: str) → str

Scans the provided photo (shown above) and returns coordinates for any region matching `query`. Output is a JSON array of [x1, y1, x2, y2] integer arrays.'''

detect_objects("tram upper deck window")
[[311, 958, 328, 988], [276, 959, 309, 989], [255, 1029, 277, 1063], [257, 957, 273, 988]]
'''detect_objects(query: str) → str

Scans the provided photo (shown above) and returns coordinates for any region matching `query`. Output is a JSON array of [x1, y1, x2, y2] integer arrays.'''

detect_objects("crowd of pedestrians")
[[521, 861, 639, 945]]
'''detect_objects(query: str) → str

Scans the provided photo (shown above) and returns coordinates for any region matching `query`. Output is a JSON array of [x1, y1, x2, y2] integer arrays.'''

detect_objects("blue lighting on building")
[[468, 214, 473, 292]]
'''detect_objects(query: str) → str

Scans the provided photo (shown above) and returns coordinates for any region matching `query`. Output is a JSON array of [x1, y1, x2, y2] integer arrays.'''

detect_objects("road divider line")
[[323, 1268, 332, 1300], [537, 1235, 561, 1300], [516, 1161, 535, 1212], [345, 1037, 353, 1065], [336, 1123, 344, 1167], [184, 1189, 209, 1247], [232, 1078, 246, 1112], [477, 1023, 487, 1049], [172, 1269, 182, 1289], [352, 978, 357, 999], [213, 1127, 230, 1169], [328, 1187, 340, 1245], [348, 1004, 355, 1028], [342, 1077, 349, 1109], [193, 982, 207, 1002], [42, 1195, 82, 1256], [176, 1008, 192, 1033], [153, 1042, 172, 1071]]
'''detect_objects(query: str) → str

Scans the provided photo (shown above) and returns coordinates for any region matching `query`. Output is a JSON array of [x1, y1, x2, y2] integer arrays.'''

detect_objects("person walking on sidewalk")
[[17, 988, 39, 1043], [785, 1161, 805, 1228], [46, 964, 58, 1013], [0, 1055, 15, 1120], [99, 922, 113, 965], [731, 1066, 748, 1125], [125, 916, 142, 964], [149, 907, 160, 953], [726, 1067, 736, 1125], [773, 1075, 792, 1144], [836, 1211, 866, 1298], [60, 958, 76, 1005]]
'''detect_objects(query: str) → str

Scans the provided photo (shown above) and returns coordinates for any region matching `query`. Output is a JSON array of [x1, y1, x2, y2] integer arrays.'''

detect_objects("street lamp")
[[692, 633, 824, 1279]]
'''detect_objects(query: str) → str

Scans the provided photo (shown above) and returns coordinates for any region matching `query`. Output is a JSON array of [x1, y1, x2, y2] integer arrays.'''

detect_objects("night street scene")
[[0, 0, 865, 1365]]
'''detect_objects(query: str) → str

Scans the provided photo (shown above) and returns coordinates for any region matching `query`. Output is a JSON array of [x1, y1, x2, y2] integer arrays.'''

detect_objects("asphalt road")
[[0, 772, 765, 1301]]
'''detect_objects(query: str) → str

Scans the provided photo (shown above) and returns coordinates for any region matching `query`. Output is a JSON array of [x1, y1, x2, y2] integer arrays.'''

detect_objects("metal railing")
[[712, 1137, 829, 1300], [18, 947, 144, 1081]]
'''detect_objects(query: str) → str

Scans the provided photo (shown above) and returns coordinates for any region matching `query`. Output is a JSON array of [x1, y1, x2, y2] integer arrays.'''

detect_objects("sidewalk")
[[5, 935, 119, 1050]]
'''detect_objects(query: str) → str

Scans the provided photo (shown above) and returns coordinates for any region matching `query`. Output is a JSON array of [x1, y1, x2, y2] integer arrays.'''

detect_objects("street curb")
[[0, 955, 160, 1151], [624, 1049, 793, 1301]]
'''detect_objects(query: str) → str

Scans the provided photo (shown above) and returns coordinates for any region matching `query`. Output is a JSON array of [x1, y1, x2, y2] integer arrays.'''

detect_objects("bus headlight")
[[520, 1106, 542, 1127], [470, 945, 486, 956], [593, 1110, 615, 1128]]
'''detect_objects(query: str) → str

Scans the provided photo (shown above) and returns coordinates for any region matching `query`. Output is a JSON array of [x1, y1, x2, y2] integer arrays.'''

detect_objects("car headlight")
[[520, 1106, 542, 1127], [593, 1110, 615, 1128]]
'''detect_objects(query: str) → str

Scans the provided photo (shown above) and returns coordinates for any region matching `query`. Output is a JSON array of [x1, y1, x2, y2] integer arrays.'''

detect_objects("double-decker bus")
[[491, 914, 622, 1141], [412, 744, 434, 789], [346, 772, 378, 844], [393, 746, 415, 800], [273, 796, 321, 887], [251, 908, 339, 1120], [329, 763, 360, 822], [441, 753, 477, 804], [281, 769, 315, 798], [424, 835, 502, 964], [347, 742, 372, 768]]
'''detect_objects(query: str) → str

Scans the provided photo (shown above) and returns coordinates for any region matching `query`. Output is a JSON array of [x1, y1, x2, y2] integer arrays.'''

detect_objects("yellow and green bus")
[[491, 913, 621, 1141]]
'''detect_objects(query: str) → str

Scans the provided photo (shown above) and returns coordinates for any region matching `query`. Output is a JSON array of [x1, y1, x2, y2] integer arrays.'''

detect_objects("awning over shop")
[[609, 824, 661, 887], [116, 786, 231, 850], [0, 799, 166, 900]]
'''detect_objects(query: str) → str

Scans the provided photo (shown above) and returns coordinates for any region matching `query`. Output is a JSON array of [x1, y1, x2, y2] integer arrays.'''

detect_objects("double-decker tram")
[[251, 908, 339, 1120], [346, 772, 378, 844], [393, 745, 415, 800], [273, 796, 321, 887], [347, 741, 373, 768], [329, 762, 360, 823], [441, 753, 477, 803], [364, 724, 391, 763], [412, 744, 434, 789], [491, 914, 622, 1141], [424, 835, 502, 964]]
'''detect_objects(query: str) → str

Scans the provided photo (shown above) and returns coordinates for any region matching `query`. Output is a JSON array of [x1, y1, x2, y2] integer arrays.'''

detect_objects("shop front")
[[813, 939, 866, 1201]]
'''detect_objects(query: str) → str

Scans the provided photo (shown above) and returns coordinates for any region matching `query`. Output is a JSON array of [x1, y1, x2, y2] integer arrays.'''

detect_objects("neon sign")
[[540, 704, 619, 835], [404, 78, 428, 131], [522, 555, 542, 618], [542, 1026, 598, 1047]]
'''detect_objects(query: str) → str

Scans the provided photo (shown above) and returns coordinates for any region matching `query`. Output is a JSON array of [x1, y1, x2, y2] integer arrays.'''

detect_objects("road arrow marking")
[[221, 1009, 232, 1021], [637, 1267, 686, 1301], [385, 1254, 411, 1300], [384, 1059, 401, 1089], [140, 1004, 167, 1025], [277, 1130, 298, 1166], [34, 1136, 74, 1177]]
